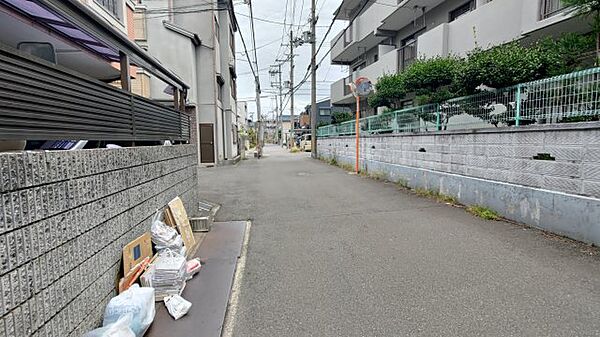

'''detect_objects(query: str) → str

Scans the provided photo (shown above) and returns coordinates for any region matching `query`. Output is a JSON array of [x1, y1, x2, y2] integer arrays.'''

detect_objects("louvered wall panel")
[[0, 44, 190, 141]]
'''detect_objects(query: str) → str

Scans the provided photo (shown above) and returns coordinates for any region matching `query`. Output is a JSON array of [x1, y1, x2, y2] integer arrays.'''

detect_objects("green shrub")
[[332, 111, 354, 124], [403, 57, 463, 103], [368, 73, 407, 109], [454, 43, 553, 94]]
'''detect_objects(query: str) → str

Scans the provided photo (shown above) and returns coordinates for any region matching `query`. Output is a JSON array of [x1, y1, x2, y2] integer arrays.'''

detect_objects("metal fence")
[[0, 44, 190, 141], [318, 67, 600, 137]]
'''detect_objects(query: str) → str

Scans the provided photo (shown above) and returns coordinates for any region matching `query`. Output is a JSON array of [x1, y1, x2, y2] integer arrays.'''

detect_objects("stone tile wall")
[[318, 123, 600, 199], [0, 144, 198, 337]]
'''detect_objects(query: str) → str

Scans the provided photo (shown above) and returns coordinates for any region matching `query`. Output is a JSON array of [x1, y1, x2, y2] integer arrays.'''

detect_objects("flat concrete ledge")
[[326, 154, 600, 246], [320, 121, 600, 139], [146, 221, 247, 337]]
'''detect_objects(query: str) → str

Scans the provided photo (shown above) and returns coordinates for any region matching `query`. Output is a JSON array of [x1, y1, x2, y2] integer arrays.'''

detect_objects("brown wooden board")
[[123, 232, 153, 274], [168, 197, 196, 249], [164, 207, 177, 228]]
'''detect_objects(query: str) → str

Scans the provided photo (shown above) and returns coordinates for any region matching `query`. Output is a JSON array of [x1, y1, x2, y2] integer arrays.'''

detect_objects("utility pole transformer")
[[310, 0, 317, 158]]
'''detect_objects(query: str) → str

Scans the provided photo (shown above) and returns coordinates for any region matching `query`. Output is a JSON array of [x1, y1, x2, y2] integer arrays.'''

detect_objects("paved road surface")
[[198, 144, 600, 337]]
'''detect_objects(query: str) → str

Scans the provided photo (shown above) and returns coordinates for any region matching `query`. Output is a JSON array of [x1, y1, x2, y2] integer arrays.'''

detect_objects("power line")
[[235, 12, 329, 27]]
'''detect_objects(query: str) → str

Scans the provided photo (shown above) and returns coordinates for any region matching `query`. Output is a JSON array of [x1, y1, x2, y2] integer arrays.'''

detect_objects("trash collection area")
[[83, 196, 247, 337]]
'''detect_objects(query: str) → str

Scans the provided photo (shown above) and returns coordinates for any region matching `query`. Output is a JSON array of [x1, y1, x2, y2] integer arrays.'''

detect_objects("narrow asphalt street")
[[198, 144, 600, 337]]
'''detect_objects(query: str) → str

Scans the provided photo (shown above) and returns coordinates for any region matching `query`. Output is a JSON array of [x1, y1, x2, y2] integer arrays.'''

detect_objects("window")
[[400, 36, 417, 71], [449, 1, 475, 22], [96, 0, 121, 19], [373, 54, 379, 63], [319, 108, 331, 116], [217, 76, 224, 102], [541, 0, 567, 19], [231, 77, 237, 100], [214, 16, 220, 41], [229, 26, 235, 53]]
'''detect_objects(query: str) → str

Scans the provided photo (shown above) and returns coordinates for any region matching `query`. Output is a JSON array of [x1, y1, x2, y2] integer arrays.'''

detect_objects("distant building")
[[280, 115, 300, 145], [300, 99, 352, 127], [136, 0, 240, 166]]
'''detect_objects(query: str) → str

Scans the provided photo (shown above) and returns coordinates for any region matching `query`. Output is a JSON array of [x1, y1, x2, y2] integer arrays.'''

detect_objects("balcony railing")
[[0, 44, 190, 141], [399, 42, 417, 71], [540, 0, 567, 19]]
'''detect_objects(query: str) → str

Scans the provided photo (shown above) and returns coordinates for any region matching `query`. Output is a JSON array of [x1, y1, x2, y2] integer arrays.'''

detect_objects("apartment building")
[[135, 0, 240, 166], [330, 0, 589, 111]]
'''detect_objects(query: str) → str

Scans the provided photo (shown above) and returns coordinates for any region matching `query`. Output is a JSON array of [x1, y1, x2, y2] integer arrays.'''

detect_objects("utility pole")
[[290, 30, 296, 149], [248, 0, 263, 158], [269, 64, 284, 146], [278, 67, 283, 146], [310, 0, 317, 158]]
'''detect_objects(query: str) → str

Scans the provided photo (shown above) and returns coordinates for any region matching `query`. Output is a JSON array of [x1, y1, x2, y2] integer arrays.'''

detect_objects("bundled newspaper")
[[141, 250, 187, 300]]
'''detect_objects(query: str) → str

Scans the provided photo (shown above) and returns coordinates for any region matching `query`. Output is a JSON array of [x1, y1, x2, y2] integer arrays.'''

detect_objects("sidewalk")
[[199, 145, 600, 337]]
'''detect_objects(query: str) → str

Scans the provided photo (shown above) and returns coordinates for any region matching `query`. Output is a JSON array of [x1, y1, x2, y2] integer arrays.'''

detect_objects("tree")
[[367, 73, 406, 109], [562, 0, 600, 62]]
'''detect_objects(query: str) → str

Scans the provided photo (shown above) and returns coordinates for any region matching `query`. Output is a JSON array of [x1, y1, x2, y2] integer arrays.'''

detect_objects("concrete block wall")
[[319, 123, 600, 199], [0, 145, 198, 337], [318, 123, 600, 244]]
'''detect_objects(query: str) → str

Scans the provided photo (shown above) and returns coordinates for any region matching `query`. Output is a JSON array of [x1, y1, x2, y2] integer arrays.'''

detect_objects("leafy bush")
[[331, 111, 354, 124], [454, 43, 553, 94], [368, 73, 406, 109], [539, 33, 595, 76], [403, 57, 463, 103], [562, 0, 600, 61]]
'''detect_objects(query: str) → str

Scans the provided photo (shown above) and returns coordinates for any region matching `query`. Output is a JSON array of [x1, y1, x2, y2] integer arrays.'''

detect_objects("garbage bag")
[[164, 295, 192, 320], [83, 314, 135, 337], [151, 210, 184, 252], [103, 285, 155, 337]]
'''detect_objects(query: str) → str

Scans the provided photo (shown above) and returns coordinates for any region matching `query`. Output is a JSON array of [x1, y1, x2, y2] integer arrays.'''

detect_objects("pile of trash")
[[150, 211, 186, 256], [84, 197, 206, 336]]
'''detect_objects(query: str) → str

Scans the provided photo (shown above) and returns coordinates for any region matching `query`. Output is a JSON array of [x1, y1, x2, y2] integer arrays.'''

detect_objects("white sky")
[[234, 0, 347, 121]]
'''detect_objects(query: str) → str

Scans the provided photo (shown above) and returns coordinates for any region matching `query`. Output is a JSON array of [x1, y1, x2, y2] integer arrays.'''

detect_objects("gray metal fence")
[[0, 44, 190, 141]]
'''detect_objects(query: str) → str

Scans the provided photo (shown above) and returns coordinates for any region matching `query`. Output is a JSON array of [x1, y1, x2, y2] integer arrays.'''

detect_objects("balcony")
[[330, 0, 396, 64], [331, 48, 398, 105], [377, 0, 445, 31], [414, 0, 587, 59]]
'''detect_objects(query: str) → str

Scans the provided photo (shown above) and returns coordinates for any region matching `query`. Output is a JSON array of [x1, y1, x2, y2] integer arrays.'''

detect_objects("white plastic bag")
[[103, 285, 155, 337], [164, 295, 192, 320], [83, 314, 135, 337], [151, 210, 184, 252]]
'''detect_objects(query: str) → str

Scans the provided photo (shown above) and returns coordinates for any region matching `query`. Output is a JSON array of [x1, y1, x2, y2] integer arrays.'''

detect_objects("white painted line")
[[221, 220, 251, 337]]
